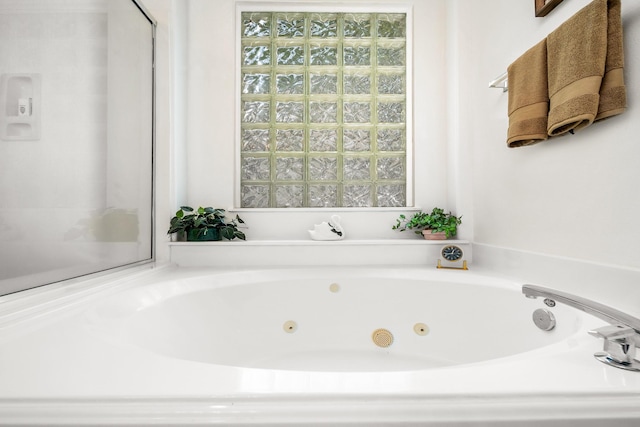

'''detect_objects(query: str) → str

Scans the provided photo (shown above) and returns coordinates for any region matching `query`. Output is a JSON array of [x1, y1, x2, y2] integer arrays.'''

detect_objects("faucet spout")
[[522, 284, 640, 336], [522, 284, 640, 371]]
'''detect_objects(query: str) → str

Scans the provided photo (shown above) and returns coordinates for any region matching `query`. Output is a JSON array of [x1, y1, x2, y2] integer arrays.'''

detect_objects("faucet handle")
[[588, 324, 635, 341], [588, 324, 640, 371]]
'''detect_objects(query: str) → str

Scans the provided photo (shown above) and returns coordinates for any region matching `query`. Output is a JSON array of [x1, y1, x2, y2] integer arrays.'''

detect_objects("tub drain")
[[372, 328, 394, 348]]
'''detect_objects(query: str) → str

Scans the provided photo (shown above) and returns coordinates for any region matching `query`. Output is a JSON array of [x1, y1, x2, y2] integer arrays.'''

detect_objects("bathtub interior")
[[86, 268, 600, 372]]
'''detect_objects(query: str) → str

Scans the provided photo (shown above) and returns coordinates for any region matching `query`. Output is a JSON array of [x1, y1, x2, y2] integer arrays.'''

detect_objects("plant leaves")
[[221, 226, 235, 240], [168, 205, 247, 240]]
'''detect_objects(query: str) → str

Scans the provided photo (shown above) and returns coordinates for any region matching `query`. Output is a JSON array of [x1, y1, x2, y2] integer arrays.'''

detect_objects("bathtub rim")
[[1, 392, 640, 426]]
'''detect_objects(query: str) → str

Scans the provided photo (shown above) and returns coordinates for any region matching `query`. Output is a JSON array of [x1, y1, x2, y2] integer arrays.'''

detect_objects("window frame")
[[235, 2, 413, 209]]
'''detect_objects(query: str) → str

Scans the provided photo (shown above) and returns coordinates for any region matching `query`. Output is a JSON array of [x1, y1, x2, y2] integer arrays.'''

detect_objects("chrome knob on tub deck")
[[589, 325, 640, 372], [522, 284, 640, 372]]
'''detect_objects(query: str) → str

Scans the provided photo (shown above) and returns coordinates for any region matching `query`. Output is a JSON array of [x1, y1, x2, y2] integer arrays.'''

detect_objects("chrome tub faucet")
[[523, 284, 640, 372]]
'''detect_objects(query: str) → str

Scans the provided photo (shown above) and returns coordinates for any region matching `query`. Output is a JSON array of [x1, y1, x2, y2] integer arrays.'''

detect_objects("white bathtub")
[[1, 264, 640, 426]]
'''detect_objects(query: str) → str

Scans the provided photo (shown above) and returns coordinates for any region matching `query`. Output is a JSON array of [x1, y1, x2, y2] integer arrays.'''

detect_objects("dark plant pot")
[[187, 228, 221, 241], [421, 230, 448, 240]]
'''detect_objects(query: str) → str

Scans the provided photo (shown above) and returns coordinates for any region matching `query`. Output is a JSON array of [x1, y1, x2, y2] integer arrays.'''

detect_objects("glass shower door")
[[0, 0, 155, 296]]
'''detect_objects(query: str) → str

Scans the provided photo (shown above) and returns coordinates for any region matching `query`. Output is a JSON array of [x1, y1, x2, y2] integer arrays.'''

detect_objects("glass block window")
[[240, 12, 407, 208]]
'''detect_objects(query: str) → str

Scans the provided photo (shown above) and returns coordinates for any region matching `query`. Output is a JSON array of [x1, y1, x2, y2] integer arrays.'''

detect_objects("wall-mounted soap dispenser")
[[0, 74, 41, 141]]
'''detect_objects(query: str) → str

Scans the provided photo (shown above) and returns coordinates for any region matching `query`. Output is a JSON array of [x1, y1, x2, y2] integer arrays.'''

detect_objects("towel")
[[506, 39, 549, 148], [595, 0, 626, 121], [547, 0, 626, 137]]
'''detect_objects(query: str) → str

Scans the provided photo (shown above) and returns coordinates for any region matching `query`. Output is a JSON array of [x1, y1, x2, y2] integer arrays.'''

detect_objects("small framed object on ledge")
[[535, 0, 564, 17], [437, 244, 468, 270]]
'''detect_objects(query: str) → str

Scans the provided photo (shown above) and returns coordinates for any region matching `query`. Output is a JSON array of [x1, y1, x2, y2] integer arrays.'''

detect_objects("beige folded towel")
[[547, 0, 626, 136], [507, 39, 549, 148]]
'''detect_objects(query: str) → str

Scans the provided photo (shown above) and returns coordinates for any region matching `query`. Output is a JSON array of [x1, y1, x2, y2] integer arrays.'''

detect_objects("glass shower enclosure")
[[0, 0, 155, 296]]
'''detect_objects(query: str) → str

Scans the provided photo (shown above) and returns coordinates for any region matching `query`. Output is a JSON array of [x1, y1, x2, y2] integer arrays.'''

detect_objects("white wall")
[[156, 0, 640, 272], [173, 0, 455, 241], [451, 0, 640, 270]]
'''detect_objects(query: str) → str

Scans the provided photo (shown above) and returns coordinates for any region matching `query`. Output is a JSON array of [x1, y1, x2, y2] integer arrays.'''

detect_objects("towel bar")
[[489, 72, 508, 92]]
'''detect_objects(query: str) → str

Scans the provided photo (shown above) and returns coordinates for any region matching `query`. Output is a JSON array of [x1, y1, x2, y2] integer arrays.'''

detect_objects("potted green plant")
[[392, 207, 462, 240], [167, 206, 246, 241]]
